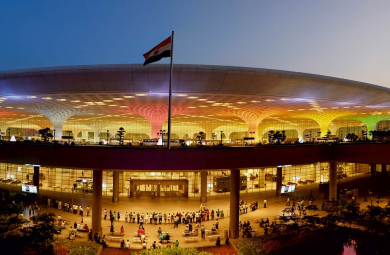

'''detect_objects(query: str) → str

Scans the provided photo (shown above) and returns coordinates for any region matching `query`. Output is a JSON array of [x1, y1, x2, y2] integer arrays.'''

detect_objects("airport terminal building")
[[1, 64, 390, 238]]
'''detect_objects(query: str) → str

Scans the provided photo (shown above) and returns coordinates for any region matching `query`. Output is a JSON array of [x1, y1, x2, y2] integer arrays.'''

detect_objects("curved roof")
[[0, 64, 389, 105]]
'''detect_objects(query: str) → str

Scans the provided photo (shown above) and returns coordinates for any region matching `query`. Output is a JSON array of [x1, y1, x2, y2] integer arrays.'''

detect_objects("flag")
[[143, 36, 171, 66]]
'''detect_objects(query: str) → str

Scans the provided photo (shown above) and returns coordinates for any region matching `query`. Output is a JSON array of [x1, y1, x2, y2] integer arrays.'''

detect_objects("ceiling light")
[[42, 97, 52, 100], [27, 96, 36, 98], [197, 99, 207, 101], [113, 98, 124, 100], [109, 105, 117, 107], [187, 96, 198, 99], [280, 98, 289, 101], [135, 94, 147, 96], [123, 96, 135, 98], [57, 99, 67, 101], [71, 100, 80, 103], [188, 107, 197, 108], [176, 94, 187, 97]]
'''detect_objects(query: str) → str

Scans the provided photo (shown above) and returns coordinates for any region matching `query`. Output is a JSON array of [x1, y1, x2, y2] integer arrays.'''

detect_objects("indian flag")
[[143, 36, 171, 66]]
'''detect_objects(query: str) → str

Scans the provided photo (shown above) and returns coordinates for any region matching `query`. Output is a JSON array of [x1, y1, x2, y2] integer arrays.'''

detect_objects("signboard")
[[21, 184, 38, 194], [281, 184, 296, 194]]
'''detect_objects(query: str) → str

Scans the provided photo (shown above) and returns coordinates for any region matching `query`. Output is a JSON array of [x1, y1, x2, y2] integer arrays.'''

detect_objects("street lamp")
[[53, 129, 56, 141], [157, 130, 166, 146], [106, 130, 109, 145], [249, 131, 255, 145]]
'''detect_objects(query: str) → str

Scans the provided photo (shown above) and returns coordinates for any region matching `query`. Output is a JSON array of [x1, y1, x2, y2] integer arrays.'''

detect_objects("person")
[[141, 233, 146, 243], [104, 209, 107, 220], [69, 232, 75, 240], [142, 241, 147, 249], [113, 211, 117, 221], [216, 237, 221, 246], [159, 213, 162, 224], [211, 224, 216, 231], [120, 239, 125, 248], [159, 233, 163, 241], [158, 227, 162, 234], [158, 242, 162, 248], [201, 225, 205, 239], [125, 240, 130, 249], [125, 212, 128, 222], [88, 231, 93, 241], [174, 240, 179, 247], [74, 222, 77, 229], [264, 199, 267, 208], [215, 219, 219, 230], [165, 232, 170, 241], [152, 241, 156, 249], [164, 213, 167, 224], [81, 217, 83, 224], [121, 226, 124, 234], [264, 226, 268, 235], [87, 206, 90, 217], [225, 236, 230, 245], [84, 224, 89, 232], [145, 213, 148, 224], [286, 197, 290, 206]]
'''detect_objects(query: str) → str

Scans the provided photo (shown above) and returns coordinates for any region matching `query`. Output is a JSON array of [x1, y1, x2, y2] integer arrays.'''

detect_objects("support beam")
[[33, 166, 40, 194], [382, 164, 388, 176], [276, 166, 282, 196], [370, 164, 376, 177], [229, 169, 240, 239], [200, 171, 207, 203], [113, 171, 119, 203], [329, 162, 337, 200], [92, 170, 102, 236]]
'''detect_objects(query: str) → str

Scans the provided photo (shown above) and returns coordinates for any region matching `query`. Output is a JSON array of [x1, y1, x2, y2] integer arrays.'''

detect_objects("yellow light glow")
[[113, 98, 124, 100], [206, 101, 216, 103], [27, 96, 37, 98], [109, 105, 117, 106], [71, 100, 81, 103], [280, 98, 289, 101], [265, 99, 275, 102], [197, 99, 207, 101], [57, 99, 67, 101], [188, 107, 197, 108], [176, 94, 187, 97], [123, 96, 135, 98], [136, 94, 147, 96], [42, 97, 52, 100]]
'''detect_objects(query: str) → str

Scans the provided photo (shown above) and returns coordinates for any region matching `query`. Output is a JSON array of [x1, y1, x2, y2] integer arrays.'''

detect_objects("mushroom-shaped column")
[[199, 124, 222, 140], [328, 123, 343, 136], [349, 115, 389, 137], [122, 105, 189, 139], [297, 111, 352, 137], [234, 107, 282, 141], [32, 107, 82, 140]]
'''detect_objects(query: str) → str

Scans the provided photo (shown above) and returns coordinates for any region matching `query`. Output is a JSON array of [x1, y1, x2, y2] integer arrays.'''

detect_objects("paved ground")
[[20, 174, 390, 249]]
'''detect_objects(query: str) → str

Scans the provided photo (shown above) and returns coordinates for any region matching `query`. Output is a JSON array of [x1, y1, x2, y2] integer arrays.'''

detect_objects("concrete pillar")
[[276, 167, 282, 195], [184, 180, 188, 197], [370, 164, 376, 177], [229, 169, 240, 239], [33, 166, 40, 193], [157, 184, 161, 197], [113, 171, 119, 203], [92, 170, 102, 236], [382, 164, 388, 176], [259, 168, 265, 188], [200, 171, 207, 203], [329, 162, 337, 200], [311, 164, 317, 182], [119, 171, 125, 193], [194, 172, 200, 194]]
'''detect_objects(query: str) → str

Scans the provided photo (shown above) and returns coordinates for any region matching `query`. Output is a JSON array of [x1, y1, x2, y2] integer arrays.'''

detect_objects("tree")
[[116, 127, 126, 145], [39, 127, 53, 142], [197, 131, 205, 145]]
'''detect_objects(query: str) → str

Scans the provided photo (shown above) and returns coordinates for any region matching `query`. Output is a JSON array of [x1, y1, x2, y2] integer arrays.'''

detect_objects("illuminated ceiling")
[[0, 64, 389, 128]]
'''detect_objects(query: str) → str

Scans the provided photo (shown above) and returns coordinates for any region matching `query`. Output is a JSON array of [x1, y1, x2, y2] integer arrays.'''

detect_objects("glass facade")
[[0, 162, 375, 200]]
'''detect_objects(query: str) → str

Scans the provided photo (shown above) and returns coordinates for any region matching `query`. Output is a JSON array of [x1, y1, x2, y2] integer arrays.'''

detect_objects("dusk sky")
[[0, 1, 389, 87]]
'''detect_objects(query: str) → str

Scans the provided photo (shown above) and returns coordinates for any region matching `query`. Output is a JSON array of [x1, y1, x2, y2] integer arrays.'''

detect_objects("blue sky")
[[0, 0, 389, 87]]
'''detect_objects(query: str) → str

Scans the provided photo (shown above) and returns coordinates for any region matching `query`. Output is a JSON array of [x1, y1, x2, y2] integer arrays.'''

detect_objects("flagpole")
[[167, 31, 174, 149]]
